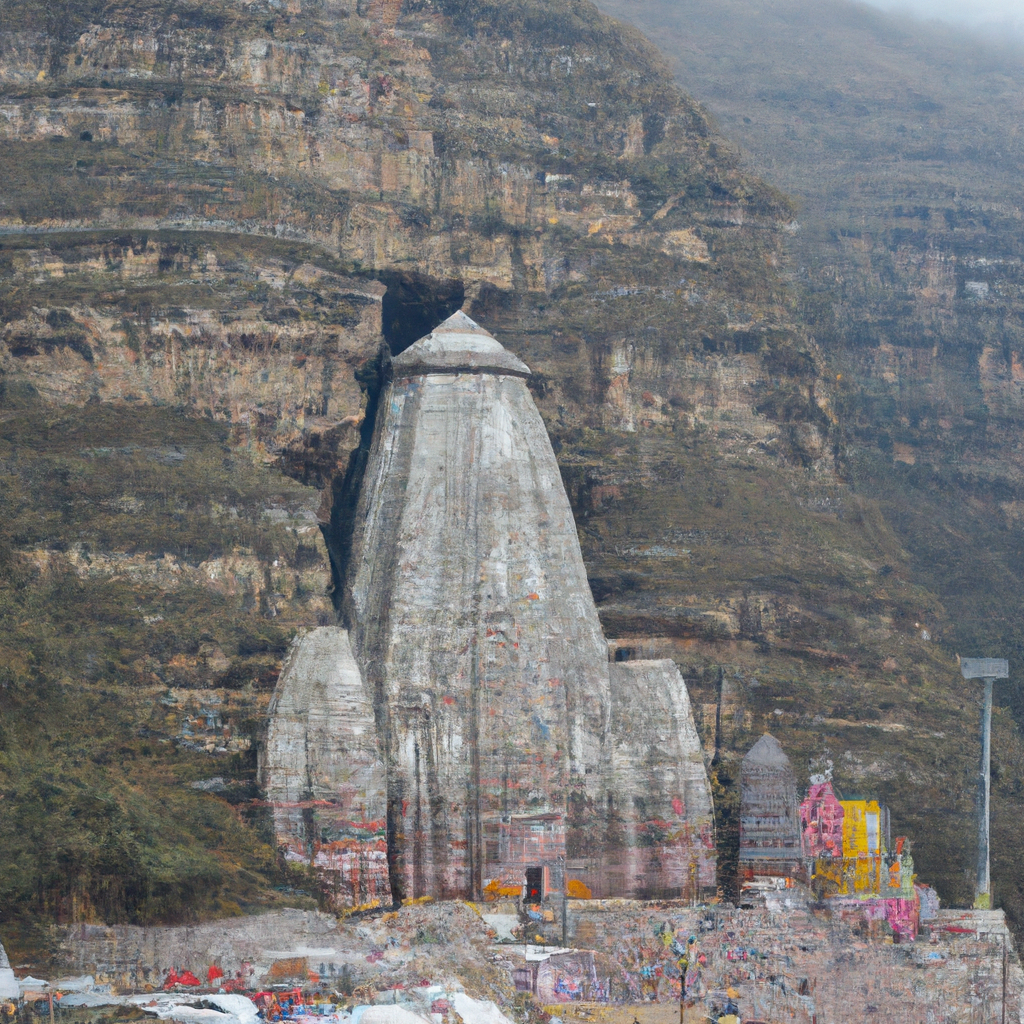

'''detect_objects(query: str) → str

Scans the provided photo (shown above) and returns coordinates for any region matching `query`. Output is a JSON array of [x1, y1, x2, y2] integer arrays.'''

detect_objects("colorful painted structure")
[[801, 779, 890, 897], [738, 734, 803, 882], [800, 776, 844, 860], [800, 775, 923, 940]]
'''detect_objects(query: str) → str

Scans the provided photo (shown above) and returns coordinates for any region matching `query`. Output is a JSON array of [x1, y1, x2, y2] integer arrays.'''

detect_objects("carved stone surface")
[[349, 312, 613, 900], [343, 311, 714, 901], [260, 626, 389, 907]]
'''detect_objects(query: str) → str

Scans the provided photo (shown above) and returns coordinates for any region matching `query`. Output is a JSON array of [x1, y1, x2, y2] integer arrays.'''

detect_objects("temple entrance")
[[525, 866, 543, 902]]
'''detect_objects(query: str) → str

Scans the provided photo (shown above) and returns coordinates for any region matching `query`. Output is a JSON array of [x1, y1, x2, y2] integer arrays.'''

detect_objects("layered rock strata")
[[333, 311, 715, 902], [0, 242, 385, 458]]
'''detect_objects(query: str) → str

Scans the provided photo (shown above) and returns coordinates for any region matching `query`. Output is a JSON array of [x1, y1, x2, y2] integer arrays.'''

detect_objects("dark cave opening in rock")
[[378, 271, 465, 357]]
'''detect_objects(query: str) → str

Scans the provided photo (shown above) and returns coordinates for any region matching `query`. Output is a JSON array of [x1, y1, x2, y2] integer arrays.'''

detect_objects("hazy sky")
[[867, 0, 1024, 27]]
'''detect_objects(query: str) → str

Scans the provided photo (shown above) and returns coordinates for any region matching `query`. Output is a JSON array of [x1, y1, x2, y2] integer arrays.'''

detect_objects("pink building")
[[800, 777, 844, 860]]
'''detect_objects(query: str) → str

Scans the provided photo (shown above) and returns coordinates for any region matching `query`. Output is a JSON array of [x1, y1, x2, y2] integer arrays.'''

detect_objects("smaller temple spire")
[[738, 732, 803, 883], [743, 732, 791, 768]]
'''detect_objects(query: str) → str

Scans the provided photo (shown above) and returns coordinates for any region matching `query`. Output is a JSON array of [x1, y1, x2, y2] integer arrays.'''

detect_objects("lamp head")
[[961, 658, 1008, 680]]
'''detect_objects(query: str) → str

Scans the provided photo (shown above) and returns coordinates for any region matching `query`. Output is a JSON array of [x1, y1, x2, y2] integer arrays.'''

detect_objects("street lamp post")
[[960, 657, 1009, 910]]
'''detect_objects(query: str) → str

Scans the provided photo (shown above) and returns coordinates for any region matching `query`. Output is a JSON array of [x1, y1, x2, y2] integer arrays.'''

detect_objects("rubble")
[[38, 896, 1024, 1024]]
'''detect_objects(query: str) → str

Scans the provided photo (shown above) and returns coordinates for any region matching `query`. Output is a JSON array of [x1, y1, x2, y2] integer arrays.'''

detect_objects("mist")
[[865, 0, 1024, 32]]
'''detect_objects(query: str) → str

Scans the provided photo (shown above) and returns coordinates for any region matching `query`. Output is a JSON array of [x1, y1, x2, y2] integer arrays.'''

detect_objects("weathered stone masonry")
[[264, 312, 715, 905]]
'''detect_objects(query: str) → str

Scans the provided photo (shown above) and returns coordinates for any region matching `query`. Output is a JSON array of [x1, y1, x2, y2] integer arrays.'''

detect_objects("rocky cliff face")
[[1, 236, 383, 454], [0, 0, 1000, 940]]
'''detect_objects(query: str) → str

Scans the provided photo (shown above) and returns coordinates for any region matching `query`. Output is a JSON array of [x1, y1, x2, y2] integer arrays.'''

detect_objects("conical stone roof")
[[392, 310, 531, 377], [742, 732, 791, 769], [343, 312, 715, 902]]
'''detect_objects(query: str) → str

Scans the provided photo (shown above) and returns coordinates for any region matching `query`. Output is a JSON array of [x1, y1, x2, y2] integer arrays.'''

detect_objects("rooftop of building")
[[742, 733, 793, 770], [392, 310, 532, 378]]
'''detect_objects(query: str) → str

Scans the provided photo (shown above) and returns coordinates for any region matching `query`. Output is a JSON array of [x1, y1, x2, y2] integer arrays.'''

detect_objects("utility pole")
[[560, 854, 567, 948], [960, 657, 1009, 909], [1002, 932, 1008, 1024]]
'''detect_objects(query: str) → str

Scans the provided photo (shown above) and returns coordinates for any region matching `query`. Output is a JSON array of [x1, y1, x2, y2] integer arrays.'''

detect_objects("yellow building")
[[840, 799, 882, 858], [811, 799, 889, 898]]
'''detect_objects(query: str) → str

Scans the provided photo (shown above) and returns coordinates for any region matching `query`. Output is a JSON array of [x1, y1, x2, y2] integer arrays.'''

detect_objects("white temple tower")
[[0, 941, 17, 1000], [344, 311, 715, 901]]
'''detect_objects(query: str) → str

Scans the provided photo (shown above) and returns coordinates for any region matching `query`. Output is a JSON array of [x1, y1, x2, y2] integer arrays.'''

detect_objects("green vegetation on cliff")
[[2, 0, 1024, 955], [0, 389, 331, 957]]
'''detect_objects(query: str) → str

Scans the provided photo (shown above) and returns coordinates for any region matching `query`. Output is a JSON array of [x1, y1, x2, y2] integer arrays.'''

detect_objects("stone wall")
[[603, 659, 716, 893], [261, 627, 388, 908]]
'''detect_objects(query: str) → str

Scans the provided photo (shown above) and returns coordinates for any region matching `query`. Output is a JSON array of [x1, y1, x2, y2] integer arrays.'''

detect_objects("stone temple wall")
[[265, 312, 716, 906], [260, 627, 389, 908], [348, 315, 614, 901]]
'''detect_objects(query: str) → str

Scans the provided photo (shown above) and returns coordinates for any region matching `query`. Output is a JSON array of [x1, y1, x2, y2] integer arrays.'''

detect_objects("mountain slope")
[[594, 0, 1024, 922], [0, 0, 1020, 955], [0, 0, 811, 946]]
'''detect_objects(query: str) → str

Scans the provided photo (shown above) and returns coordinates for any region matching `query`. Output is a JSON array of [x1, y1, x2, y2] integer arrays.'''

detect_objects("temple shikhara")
[[737, 733, 802, 882], [261, 312, 716, 908]]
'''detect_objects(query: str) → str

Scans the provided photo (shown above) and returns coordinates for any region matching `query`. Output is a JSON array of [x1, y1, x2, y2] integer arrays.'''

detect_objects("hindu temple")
[[263, 312, 715, 907]]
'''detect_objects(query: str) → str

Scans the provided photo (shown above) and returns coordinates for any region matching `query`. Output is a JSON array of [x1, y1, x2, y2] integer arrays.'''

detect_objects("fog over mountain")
[[866, 0, 1024, 33], [595, 0, 1024, 933]]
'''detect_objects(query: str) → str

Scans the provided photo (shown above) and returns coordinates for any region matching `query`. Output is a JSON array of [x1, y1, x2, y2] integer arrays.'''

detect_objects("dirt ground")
[[543, 1002, 703, 1024]]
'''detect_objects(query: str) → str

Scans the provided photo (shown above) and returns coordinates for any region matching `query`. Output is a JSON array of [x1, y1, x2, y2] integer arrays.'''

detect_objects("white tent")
[[359, 1006, 433, 1024], [129, 994, 260, 1024], [450, 994, 514, 1024]]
